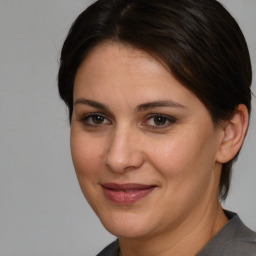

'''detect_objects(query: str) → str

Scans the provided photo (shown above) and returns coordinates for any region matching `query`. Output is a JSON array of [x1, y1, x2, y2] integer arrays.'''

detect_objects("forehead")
[[76, 41, 169, 78], [74, 41, 182, 92], [73, 41, 204, 113]]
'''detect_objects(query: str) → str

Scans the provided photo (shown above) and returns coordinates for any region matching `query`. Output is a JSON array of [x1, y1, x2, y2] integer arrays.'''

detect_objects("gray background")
[[0, 0, 255, 255]]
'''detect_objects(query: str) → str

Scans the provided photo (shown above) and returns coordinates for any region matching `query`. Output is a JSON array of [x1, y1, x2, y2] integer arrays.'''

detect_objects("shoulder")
[[96, 240, 119, 256], [198, 210, 256, 256], [222, 212, 256, 256]]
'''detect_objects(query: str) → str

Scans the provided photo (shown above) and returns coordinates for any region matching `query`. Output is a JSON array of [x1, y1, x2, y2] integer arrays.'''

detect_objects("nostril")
[[104, 150, 145, 173]]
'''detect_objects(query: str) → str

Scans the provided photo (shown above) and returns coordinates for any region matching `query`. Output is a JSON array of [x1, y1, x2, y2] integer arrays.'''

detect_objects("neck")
[[119, 202, 228, 256]]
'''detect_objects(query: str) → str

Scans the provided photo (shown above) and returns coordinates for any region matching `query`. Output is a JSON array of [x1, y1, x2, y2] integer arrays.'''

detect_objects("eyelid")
[[79, 112, 112, 126], [142, 113, 177, 129], [77, 112, 176, 130]]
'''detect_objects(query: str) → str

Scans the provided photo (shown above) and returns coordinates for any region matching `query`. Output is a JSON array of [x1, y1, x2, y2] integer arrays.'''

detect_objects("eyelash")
[[79, 113, 176, 130], [143, 114, 177, 130], [79, 113, 111, 128]]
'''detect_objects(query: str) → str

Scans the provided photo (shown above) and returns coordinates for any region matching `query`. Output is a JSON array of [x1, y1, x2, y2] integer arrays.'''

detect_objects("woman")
[[58, 0, 256, 255]]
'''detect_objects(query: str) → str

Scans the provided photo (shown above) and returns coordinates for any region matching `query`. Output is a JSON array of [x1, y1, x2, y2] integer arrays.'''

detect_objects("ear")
[[216, 104, 249, 164]]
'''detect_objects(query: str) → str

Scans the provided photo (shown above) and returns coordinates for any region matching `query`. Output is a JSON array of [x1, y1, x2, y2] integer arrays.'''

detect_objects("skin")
[[70, 42, 234, 256]]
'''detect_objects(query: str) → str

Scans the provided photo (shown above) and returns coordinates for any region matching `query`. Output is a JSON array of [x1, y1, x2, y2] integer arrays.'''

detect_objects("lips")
[[101, 183, 157, 204]]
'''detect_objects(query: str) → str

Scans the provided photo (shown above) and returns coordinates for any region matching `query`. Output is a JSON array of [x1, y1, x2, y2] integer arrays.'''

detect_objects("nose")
[[104, 127, 145, 173]]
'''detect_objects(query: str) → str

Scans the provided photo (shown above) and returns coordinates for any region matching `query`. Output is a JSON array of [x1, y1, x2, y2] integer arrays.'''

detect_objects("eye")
[[143, 114, 176, 129], [151, 116, 168, 126], [80, 113, 111, 126]]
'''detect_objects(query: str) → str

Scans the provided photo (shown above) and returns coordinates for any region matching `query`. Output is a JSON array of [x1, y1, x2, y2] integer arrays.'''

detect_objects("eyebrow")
[[74, 98, 110, 111], [136, 100, 186, 112], [74, 98, 185, 112]]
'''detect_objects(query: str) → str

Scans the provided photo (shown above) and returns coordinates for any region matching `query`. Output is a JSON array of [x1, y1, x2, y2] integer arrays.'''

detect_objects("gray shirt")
[[96, 211, 256, 256]]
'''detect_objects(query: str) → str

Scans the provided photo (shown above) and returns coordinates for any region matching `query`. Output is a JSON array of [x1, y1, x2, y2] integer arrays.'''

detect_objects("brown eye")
[[153, 116, 168, 126], [142, 114, 176, 130], [81, 113, 111, 126], [91, 115, 105, 124]]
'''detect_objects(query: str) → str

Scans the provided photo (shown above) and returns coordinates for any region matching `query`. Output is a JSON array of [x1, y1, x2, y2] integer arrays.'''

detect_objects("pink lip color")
[[101, 183, 156, 204]]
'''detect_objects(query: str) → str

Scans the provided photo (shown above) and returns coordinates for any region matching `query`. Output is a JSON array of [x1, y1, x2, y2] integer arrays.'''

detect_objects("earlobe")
[[216, 104, 249, 164]]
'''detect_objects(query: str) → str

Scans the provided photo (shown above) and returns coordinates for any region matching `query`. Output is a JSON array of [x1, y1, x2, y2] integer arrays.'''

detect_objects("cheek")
[[70, 132, 106, 179], [147, 135, 198, 175], [147, 134, 220, 220], [148, 129, 218, 185], [70, 132, 108, 210]]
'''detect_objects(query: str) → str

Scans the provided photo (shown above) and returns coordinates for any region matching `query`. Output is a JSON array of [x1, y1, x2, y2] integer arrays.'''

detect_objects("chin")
[[98, 211, 155, 239], [105, 224, 152, 240]]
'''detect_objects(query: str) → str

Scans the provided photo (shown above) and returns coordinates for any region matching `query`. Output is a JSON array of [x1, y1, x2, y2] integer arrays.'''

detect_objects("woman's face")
[[71, 42, 224, 239]]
